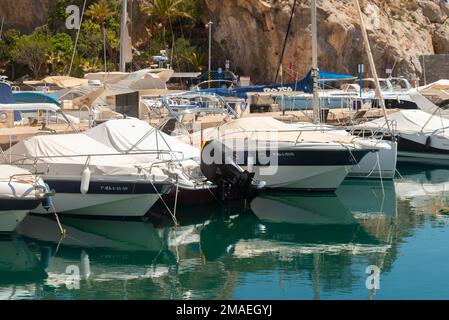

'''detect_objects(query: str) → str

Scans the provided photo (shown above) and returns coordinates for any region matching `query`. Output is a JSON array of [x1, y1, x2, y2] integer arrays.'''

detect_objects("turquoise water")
[[2, 165, 449, 300]]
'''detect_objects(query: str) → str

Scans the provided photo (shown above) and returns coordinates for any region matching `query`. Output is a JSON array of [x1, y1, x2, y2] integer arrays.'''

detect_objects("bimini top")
[[354, 110, 449, 135], [83, 118, 200, 161], [13, 92, 61, 106]]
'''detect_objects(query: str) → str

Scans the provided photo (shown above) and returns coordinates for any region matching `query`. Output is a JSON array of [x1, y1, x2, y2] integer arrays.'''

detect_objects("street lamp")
[[206, 21, 213, 88]]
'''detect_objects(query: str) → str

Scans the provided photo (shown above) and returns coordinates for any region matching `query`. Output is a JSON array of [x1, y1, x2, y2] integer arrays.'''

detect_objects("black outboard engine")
[[201, 140, 264, 200]]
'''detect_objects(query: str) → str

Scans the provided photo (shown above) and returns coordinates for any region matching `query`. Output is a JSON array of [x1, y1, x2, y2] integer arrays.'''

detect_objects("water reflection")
[[0, 234, 47, 300], [2, 169, 449, 299], [396, 167, 449, 216]]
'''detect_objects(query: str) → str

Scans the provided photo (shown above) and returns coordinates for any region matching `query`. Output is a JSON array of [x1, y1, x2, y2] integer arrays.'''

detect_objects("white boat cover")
[[83, 119, 200, 161], [184, 116, 356, 147], [354, 110, 449, 135], [6, 133, 167, 178]]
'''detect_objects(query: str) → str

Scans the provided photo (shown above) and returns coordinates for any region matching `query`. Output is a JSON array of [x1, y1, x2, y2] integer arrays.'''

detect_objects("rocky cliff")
[[204, 0, 449, 83], [1, 0, 448, 83], [0, 0, 55, 32]]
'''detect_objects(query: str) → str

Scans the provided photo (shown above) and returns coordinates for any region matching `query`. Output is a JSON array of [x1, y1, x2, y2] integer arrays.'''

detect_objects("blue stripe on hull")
[[0, 199, 42, 211]]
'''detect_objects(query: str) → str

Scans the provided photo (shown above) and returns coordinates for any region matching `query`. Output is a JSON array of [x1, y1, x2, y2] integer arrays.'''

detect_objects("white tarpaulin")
[[354, 110, 449, 135], [7, 133, 166, 178], [183, 117, 355, 148], [83, 119, 200, 161]]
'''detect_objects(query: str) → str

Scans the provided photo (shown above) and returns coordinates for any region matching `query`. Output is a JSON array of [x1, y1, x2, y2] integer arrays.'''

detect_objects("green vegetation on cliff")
[[0, 0, 207, 80]]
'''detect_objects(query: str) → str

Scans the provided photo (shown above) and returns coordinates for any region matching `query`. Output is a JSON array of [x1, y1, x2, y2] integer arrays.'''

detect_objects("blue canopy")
[[0, 82, 22, 121], [13, 92, 61, 106]]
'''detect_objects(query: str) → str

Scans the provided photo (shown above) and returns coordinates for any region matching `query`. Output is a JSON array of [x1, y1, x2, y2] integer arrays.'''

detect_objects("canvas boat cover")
[[186, 116, 356, 147], [354, 110, 449, 135], [24, 76, 89, 89], [6, 133, 167, 179], [83, 119, 200, 161]]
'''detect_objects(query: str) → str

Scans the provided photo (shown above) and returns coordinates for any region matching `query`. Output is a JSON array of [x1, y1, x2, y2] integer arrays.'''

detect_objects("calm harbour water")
[[2, 165, 449, 300]]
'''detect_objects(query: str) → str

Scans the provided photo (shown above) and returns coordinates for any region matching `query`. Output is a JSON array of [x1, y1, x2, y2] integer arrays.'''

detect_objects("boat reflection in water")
[[15, 214, 203, 289], [6, 170, 449, 299], [0, 234, 47, 300], [396, 166, 449, 217]]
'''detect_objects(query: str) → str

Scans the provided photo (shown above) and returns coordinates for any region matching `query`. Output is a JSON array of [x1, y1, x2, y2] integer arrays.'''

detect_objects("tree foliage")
[[0, 0, 206, 79], [12, 32, 50, 79]]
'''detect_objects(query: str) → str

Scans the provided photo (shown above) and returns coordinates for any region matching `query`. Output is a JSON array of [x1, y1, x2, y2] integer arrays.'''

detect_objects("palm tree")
[[141, 0, 193, 46], [85, 0, 115, 72], [184, 51, 207, 72]]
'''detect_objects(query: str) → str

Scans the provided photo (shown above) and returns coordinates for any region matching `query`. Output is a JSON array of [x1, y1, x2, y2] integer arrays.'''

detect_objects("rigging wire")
[[274, 0, 298, 83], [68, 0, 88, 76]]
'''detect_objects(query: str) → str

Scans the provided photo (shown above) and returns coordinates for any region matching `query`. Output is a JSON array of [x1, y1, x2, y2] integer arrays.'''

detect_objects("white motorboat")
[[0, 164, 48, 233], [195, 116, 373, 191], [5, 133, 173, 217], [0, 164, 47, 233], [82, 118, 262, 203], [354, 109, 449, 165]]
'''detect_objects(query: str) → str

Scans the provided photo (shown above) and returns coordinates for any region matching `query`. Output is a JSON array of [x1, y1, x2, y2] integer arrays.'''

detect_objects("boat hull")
[[32, 179, 170, 217], [243, 165, 348, 191], [238, 148, 370, 191], [396, 134, 449, 165], [348, 141, 398, 179]]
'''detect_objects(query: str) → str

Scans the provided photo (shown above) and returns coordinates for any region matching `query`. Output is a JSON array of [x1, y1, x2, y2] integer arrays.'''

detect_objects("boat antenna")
[[274, 0, 298, 83], [119, 0, 128, 72], [311, 0, 320, 123], [353, 0, 392, 134]]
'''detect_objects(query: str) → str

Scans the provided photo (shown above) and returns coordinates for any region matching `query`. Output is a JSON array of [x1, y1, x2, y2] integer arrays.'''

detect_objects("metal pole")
[[311, 0, 320, 123], [359, 64, 363, 98], [0, 17, 4, 40], [120, 0, 128, 72], [422, 55, 427, 86], [208, 21, 213, 89], [353, 0, 392, 134]]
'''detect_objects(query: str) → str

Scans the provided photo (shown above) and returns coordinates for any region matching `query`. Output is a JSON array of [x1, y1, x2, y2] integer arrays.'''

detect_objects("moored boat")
[[0, 164, 48, 232]]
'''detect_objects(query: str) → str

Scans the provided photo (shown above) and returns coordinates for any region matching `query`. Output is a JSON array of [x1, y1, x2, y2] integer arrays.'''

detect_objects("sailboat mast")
[[119, 0, 128, 72], [353, 0, 392, 133], [311, 0, 320, 123]]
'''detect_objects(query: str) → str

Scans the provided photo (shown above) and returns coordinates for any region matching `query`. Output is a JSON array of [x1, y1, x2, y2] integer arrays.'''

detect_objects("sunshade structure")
[[24, 76, 88, 89]]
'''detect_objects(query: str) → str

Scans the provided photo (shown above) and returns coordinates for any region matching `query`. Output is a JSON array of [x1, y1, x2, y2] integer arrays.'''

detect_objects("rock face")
[[204, 0, 449, 83], [1, 0, 448, 84], [0, 0, 55, 32]]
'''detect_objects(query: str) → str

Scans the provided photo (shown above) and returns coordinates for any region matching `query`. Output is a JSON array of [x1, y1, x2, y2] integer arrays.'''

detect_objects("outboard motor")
[[201, 140, 264, 200]]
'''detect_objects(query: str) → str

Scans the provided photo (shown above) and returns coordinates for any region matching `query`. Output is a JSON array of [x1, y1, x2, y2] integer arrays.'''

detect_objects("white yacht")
[[354, 109, 449, 165], [5, 132, 173, 217], [286, 122, 397, 179], [196, 116, 373, 191], [0, 164, 48, 232]]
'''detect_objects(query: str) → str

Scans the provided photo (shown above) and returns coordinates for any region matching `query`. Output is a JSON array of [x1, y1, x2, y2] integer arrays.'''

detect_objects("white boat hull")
[[348, 141, 398, 179], [243, 165, 350, 191], [31, 193, 162, 217]]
